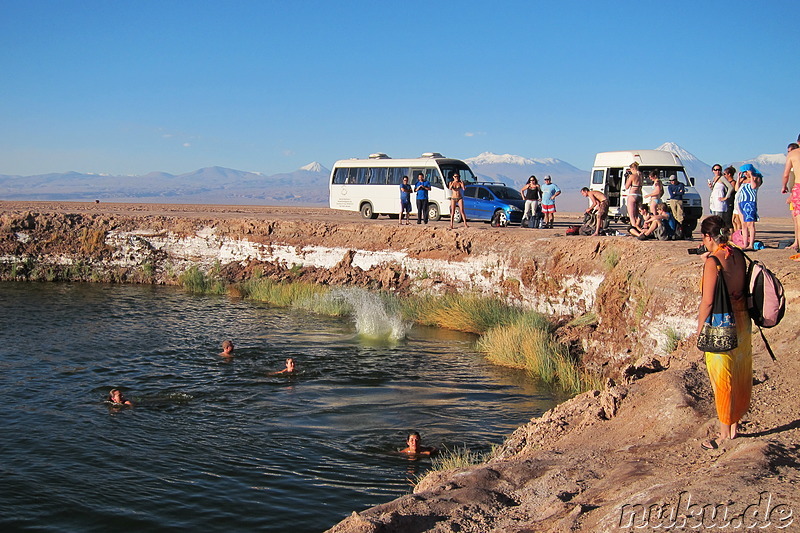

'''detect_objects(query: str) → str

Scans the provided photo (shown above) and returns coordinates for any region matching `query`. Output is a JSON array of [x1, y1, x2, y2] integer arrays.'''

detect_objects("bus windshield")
[[440, 164, 476, 187]]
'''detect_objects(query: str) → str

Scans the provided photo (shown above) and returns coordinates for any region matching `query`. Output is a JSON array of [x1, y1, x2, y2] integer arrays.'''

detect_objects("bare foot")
[[731, 423, 738, 439]]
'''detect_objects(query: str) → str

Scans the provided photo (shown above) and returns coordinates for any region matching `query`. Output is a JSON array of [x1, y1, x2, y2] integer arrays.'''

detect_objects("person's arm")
[[552, 186, 561, 198], [520, 184, 528, 200], [696, 257, 717, 335], [782, 159, 793, 194]]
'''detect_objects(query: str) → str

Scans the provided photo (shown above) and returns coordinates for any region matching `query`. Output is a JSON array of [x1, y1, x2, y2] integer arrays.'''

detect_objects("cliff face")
[[1, 203, 798, 531]]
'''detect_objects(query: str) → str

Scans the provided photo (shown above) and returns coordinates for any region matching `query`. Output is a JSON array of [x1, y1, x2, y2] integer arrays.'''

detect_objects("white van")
[[328, 153, 477, 221], [588, 149, 703, 233]]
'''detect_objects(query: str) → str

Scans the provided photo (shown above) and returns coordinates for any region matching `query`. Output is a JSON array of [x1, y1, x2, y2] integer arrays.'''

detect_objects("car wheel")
[[360, 202, 378, 219], [452, 208, 462, 224], [495, 210, 509, 227], [427, 203, 441, 222]]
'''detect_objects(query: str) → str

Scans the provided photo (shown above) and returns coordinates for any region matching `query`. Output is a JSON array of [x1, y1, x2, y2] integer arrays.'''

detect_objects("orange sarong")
[[704, 297, 752, 425]]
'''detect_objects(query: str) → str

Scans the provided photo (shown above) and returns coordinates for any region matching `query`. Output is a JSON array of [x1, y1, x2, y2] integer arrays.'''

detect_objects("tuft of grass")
[[178, 265, 226, 294], [477, 311, 601, 394], [401, 293, 524, 334], [601, 247, 621, 271], [664, 327, 681, 353], [566, 312, 598, 328], [235, 278, 350, 316]]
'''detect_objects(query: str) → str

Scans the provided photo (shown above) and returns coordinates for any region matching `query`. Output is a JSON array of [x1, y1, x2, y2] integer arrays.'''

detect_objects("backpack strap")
[[739, 249, 778, 362]]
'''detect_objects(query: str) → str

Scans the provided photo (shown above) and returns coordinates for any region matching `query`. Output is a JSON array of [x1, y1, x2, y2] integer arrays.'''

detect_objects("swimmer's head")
[[407, 431, 421, 450], [109, 389, 123, 403], [222, 340, 233, 350], [285, 358, 295, 372]]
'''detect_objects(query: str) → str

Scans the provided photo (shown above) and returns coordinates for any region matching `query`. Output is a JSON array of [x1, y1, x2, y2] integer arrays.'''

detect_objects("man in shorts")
[[580, 187, 608, 236], [540, 175, 561, 229], [781, 142, 800, 251]]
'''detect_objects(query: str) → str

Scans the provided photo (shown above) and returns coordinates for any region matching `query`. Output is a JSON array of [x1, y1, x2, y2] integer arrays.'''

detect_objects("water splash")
[[329, 287, 410, 341]]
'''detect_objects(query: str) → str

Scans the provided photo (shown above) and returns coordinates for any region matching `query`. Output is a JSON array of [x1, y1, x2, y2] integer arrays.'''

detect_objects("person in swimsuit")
[[449, 173, 468, 229], [781, 142, 800, 251], [644, 170, 664, 213], [271, 357, 296, 375], [219, 340, 234, 358], [580, 188, 608, 236], [738, 164, 762, 250], [108, 389, 133, 406], [625, 162, 643, 228], [400, 431, 438, 455]]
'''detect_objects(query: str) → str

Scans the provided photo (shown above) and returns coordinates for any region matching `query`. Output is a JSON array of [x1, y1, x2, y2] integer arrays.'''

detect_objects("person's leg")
[[416, 200, 423, 224], [449, 200, 456, 228], [459, 199, 468, 228], [792, 214, 800, 250], [422, 200, 429, 224]]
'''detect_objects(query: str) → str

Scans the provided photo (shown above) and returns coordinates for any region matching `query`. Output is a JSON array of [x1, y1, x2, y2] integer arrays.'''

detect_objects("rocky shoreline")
[[1, 202, 798, 531]]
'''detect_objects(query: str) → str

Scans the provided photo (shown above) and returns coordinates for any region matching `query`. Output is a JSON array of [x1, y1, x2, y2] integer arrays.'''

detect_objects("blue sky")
[[1, 0, 797, 176]]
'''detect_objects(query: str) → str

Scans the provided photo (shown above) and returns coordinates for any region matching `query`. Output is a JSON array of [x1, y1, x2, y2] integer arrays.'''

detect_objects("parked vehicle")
[[328, 152, 477, 221], [588, 149, 703, 233], [452, 182, 525, 226]]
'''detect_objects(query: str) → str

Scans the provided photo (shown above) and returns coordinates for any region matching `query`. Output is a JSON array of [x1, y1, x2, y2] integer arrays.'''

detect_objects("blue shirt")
[[399, 184, 412, 202], [667, 182, 685, 200], [540, 183, 561, 205], [414, 180, 430, 200]]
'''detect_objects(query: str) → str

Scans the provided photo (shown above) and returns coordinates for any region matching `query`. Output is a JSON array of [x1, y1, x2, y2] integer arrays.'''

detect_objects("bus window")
[[368, 168, 387, 184], [333, 168, 348, 184], [355, 168, 367, 184], [592, 169, 604, 185], [440, 165, 476, 186], [346, 168, 359, 184], [425, 168, 442, 188], [387, 167, 408, 185]]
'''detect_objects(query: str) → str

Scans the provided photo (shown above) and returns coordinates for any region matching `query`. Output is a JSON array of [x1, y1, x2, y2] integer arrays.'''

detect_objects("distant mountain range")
[[0, 143, 790, 215]]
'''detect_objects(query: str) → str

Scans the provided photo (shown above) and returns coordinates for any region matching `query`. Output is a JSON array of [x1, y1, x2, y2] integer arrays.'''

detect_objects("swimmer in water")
[[400, 431, 437, 455], [271, 357, 296, 375], [219, 340, 234, 358], [108, 388, 133, 406]]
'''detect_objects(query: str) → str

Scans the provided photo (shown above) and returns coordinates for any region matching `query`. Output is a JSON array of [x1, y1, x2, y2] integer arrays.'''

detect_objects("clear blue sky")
[[1, 0, 797, 176]]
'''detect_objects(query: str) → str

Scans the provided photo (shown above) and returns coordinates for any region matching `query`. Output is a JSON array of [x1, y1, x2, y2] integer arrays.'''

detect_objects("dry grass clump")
[[401, 293, 523, 334], [478, 312, 600, 394]]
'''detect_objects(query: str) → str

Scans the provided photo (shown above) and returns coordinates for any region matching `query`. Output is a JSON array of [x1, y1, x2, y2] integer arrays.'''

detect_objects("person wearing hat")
[[666, 175, 686, 235], [539, 175, 561, 229], [737, 163, 762, 250]]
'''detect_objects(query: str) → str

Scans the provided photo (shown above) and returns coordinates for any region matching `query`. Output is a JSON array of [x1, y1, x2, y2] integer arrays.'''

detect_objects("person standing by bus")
[[399, 176, 413, 225], [448, 172, 468, 229], [540, 176, 561, 229], [625, 162, 643, 228], [414, 173, 430, 224]]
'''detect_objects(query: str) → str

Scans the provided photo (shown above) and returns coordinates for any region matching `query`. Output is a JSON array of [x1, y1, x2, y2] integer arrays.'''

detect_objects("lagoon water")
[[0, 282, 563, 532]]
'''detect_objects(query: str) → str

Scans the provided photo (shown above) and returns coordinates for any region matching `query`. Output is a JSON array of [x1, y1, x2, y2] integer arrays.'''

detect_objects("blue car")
[[452, 182, 525, 225]]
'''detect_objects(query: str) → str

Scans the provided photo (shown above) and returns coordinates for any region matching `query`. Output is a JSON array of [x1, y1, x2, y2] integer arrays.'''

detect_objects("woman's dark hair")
[[700, 215, 729, 244], [723, 166, 736, 177]]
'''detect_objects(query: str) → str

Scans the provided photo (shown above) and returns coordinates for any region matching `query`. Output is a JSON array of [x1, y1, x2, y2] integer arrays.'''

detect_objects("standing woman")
[[520, 176, 541, 226], [723, 166, 739, 231], [449, 173, 468, 229], [696, 216, 751, 449], [737, 164, 762, 250], [625, 162, 643, 228]]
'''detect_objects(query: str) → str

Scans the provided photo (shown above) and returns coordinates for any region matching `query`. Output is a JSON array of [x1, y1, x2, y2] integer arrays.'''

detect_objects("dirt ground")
[[2, 201, 799, 532]]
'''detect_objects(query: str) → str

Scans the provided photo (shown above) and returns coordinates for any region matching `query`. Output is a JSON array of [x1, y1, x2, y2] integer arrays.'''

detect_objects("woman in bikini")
[[625, 161, 643, 228], [449, 173, 468, 229]]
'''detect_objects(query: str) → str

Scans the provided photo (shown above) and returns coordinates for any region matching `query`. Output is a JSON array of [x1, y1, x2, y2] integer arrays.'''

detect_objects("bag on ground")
[[580, 212, 596, 236]]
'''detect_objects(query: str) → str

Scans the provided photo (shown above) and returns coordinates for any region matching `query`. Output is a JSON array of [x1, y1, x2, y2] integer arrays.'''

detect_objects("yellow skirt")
[[705, 298, 752, 425]]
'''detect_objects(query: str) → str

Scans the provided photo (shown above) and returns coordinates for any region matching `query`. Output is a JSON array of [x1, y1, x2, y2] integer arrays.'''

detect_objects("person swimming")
[[400, 431, 437, 455], [108, 388, 133, 406], [219, 340, 234, 358], [271, 357, 296, 375]]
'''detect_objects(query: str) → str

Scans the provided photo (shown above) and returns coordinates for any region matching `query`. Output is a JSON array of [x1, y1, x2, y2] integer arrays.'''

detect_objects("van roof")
[[592, 149, 683, 168]]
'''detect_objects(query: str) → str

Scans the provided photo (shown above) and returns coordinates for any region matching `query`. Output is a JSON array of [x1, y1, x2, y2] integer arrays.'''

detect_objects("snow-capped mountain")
[[655, 142, 711, 182]]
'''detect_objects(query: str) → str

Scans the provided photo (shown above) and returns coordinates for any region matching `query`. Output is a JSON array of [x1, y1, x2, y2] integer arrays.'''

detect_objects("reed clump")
[[401, 293, 523, 334], [477, 311, 600, 394], [235, 278, 350, 316], [178, 265, 226, 295]]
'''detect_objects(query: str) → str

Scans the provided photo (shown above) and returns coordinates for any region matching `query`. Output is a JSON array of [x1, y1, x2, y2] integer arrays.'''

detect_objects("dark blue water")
[[0, 282, 563, 532]]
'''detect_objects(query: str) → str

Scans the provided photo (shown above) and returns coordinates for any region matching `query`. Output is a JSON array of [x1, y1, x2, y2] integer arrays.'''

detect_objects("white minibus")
[[588, 149, 704, 234], [328, 152, 477, 221]]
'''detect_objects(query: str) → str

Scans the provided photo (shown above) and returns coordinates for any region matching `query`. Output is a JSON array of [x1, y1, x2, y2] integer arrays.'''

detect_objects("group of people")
[[706, 162, 763, 250], [399, 173, 432, 226], [519, 175, 562, 229]]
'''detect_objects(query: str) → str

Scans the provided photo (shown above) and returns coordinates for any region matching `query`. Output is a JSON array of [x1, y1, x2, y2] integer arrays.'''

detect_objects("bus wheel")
[[427, 203, 440, 222], [360, 202, 378, 219]]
